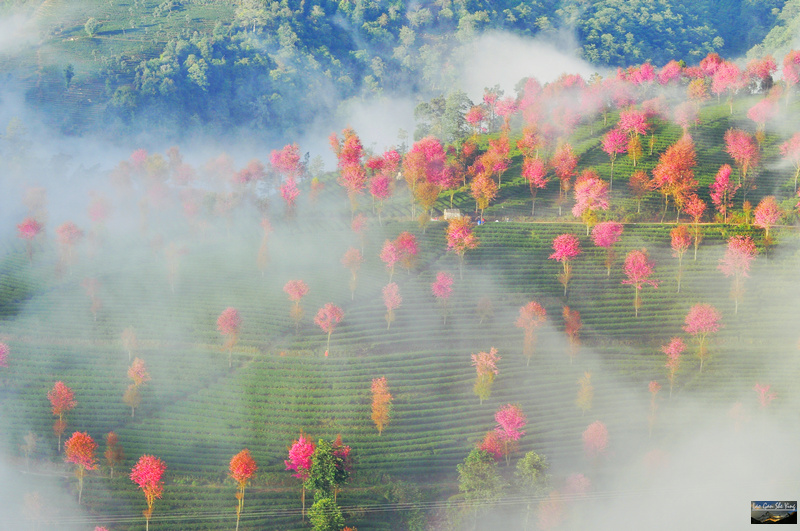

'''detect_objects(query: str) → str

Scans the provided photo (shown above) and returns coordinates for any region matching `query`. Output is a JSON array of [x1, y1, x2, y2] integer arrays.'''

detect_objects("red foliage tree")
[[230, 449, 258, 531], [514, 301, 547, 365], [470, 173, 498, 220], [652, 134, 697, 222], [446, 217, 479, 279], [582, 420, 608, 461], [104, 431, 124, 479], [217, 307, 242, 368], [683, 304, 722, 372], [591, 221, 624, 276], [662, 337, 686, 398], [621, 249, 659, 317], [552, 143, 578, 215], [478, 430, 503, 461], [64, 431, 98, 504], [563, 306, 582, 364], [628, 169, 654, 214], [130, 455, 166, 531], [403, 136, 446, 219], [472, 347, 500, 403], [709, 164, 739, 223], [331, 128, 367, 214], [382, 282, 402, 329], [285, 434, 315, 519], [371, 376, 392, 435], [718, 235, 758, 314], [395, 231, 418, 273], [48, 381, 76, 451], [549, 233, 581, 296], [670, 225, 692, 293], [315, 303, 343, 353]]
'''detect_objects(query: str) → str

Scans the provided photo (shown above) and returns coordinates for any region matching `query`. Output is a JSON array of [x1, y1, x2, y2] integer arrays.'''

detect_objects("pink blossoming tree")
[[130, 455, 166, 531], [284, 280, 309, 329], [662, 337, 686, 398], [621, 249, 659, 317], [683, 303, 722, 372], [582, 420, 608, 461], [718, 235, 758, 314], [217, 307, 242, 368], [315, 303, 343, 354], [753, 383, 777, 408], [286, 434, 315, 519], [753, 196, 781, 240], [495, 404, 526, 465], [549, 233, 581, 296], [431, 271, 454, 324], [591, 221, 624, 276], [670, 225, 692, 293], [709, 164, 739, 223], [382, 282, 402, 329]]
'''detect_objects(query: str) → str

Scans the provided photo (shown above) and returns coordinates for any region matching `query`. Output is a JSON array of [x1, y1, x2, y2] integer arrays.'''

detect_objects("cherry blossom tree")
[[495, 404, 526, 465], [673, 101, 700, 133], [446, 217, 479, 279], [380, 239, 399, 282], [514, 301, 547, 365], [124, 357, 150, 417], [478, 430, 503, 461], [371, 376, 392, 435], [351, 213, 368, 252], [563, 306, 582, 364], [572, 172, 610, 234], [130, 455, 166, 531], [522, 156, 548, 215], [48, 381, 76, 451], [330, 128, 367, 215], [753, 383, 776, 408], [718, 235, 758, 314], [230, 449, 257, 531], [466, 106, 486, 136], [340, 248, 363, 300], [403, 136, 446, 219], [284, 280, 309, 330], [575, 371, 593, 416], [618, 107, 649, 167], [709, 164, 739, 223], [601, 128, 627, 189], [64, 431, 97, 504], [395, 231, 418, 273], [753, 196, 781, 240], [431, 271, 454, 324], [472, 347, 500, 403], [315, 303, 343, 354], [582, 420, 608, 461], [17, 217, 42, 262], [591, 221, 624, 276], [81, 278, 102, 321], [280, 177, 300, 214], [217, 307, 242, 368], [621, 249, 659, 317], [711, 61, 744, 113], [683, 304, 722, 372], [658, 60, 683, 85], [471, 173, 498, 220], [382, 282, 402, 329], [104, 431, 124, 479], [549, 233, 581, 296], [662, 337, 685, 398], [285, 434, 315, 519], [724, 129, 759, 193], [369, 173, 392, 225], [783, 50, 800, 100], [747, 98, 777, 138]]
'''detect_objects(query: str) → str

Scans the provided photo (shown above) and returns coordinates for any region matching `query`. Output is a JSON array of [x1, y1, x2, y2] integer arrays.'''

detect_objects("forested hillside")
[[0, 0, 786, 138]]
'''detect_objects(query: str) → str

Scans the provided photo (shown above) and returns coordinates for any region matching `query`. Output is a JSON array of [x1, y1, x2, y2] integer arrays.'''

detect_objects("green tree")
[[64, 64, 74, 88], [308, 497, 344, 531], [84, 18, 101, 37], [515, 450, 550, 528], [457, 449, 505, 526], [305, 438, 351, 502]]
